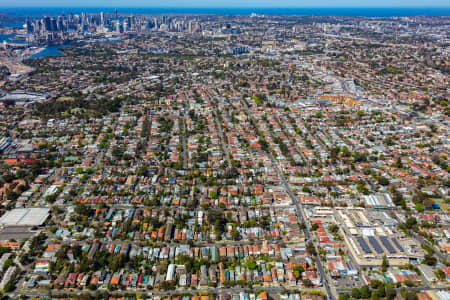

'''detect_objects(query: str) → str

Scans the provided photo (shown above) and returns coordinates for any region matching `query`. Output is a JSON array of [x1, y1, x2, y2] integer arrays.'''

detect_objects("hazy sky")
[[3, 0, 449, 7]]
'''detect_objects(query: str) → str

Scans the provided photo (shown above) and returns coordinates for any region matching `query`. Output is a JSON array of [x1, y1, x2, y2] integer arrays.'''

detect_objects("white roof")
[[0, 208, 50, 226]]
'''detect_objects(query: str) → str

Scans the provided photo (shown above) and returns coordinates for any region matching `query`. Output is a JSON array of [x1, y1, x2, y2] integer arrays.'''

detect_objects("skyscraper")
[[50, 18, 58, 32], [57, 16, 64, 31], [43, 16, 51, 32], [115, 20, 123, 33], [25, 17, 33, 33]]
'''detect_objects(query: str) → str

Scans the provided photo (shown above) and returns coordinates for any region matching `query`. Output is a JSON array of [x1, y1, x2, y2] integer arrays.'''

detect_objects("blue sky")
[[2, 0, 449, 7]]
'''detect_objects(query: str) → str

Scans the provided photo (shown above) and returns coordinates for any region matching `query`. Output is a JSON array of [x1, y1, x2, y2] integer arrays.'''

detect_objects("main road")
[[240, 100, 336, 300], [181, 92, 189, 169], [211, 97, 232, 168]]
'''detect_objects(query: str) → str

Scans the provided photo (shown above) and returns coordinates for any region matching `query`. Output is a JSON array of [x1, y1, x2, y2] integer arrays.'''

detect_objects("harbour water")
[[0, 31, 69, 59], [0, 33, 27, 44], [29, 44, 70, 59], [3, 21, 25, 28]]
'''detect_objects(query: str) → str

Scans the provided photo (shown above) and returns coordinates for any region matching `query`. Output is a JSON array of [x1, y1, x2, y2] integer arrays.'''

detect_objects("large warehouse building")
[[0, 208, 50, 227], [336, 208, 422, 267]]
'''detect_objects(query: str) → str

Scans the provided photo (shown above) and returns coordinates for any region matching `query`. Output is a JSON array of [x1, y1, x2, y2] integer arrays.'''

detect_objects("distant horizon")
[[2, 5, 450, 8]]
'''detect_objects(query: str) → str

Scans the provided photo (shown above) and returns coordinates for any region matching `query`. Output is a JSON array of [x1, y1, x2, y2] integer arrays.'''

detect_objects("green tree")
[[108, 254, 125, 272], [405, 291, 418, 300], [230, 228, 240, 241], [2, 258, 13, 271], [386, 286, 396, 300], [422, 253, 437, 266], [306, 242, 317, 255], [374, 286, 386, 298], [370, 279, 383, 289], [405, 217, 417, 230], [75, 203, 90, 216], [360, 285, 371, 298], [302, 278, 314, 287], [435, 269, 445, 281], [404, 280, 414, 287], [293, 265, 305, 279], [329, 224, 339, 234], [245, 259, 257, 270], [352, 288, 361, 299], [381, 255, 388, 272], [415, 203, 424, 212], [3, 281, 14, 292], [378, 176, 389, 186], [338, 294, 349, 300]]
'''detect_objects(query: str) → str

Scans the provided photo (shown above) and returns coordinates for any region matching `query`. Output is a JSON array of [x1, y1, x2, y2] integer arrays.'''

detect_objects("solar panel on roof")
[[368, 236, 384, 254], [391, 238, 404, 252], [356, 236, 372, 253], [379, 236, 396, 254]]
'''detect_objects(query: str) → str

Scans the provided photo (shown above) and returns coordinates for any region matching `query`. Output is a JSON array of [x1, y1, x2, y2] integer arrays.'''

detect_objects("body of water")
[[1, 7, 449, 17], [29, 44, 69, 59], [2, 21, 25, 28], [0, 33, 27, 44]]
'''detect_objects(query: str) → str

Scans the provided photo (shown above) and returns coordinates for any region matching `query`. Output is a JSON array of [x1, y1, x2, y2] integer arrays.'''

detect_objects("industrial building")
[[336, 208, 415, 267], [0, 91, 49, 104], [0, 208, 50, 226]]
